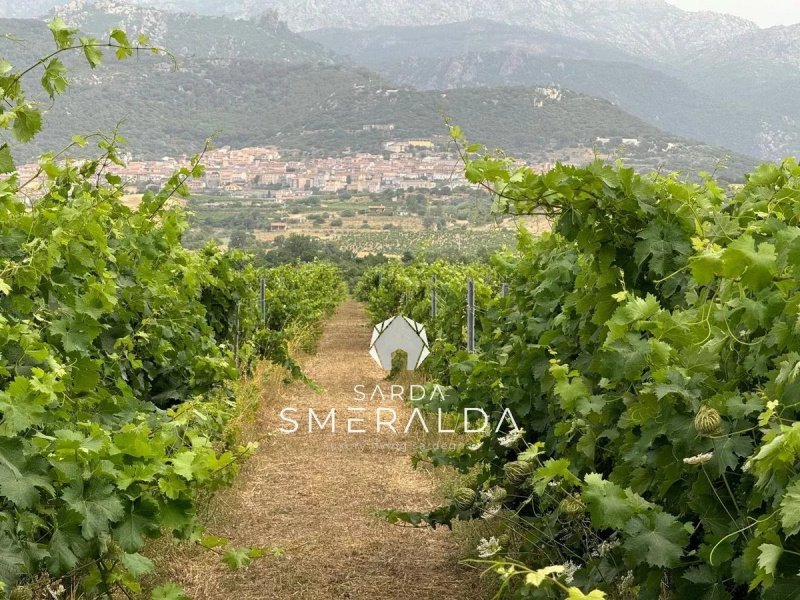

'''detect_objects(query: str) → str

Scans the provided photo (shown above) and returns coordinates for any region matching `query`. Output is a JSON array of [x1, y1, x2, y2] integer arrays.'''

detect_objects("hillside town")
[[17, 141, 505, 198]]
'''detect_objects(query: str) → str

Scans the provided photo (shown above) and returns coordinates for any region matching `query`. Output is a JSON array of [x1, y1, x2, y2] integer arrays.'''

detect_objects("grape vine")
[[359, 129, 800, 598], [0, 20, 346, 599]]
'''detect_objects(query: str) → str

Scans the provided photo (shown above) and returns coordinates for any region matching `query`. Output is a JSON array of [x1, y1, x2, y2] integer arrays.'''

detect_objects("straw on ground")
[[159, 300, 481, 599]]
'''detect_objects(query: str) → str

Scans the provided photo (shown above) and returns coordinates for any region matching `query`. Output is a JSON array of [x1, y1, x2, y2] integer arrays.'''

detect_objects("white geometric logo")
[[369, 316, 430, 371]]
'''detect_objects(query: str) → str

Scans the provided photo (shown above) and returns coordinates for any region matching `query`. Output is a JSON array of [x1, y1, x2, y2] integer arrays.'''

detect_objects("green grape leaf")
[[158, 474, 188, 499], [0, 377, 49, 437], [113, 425, 158, 459], [0, 440, 53, 508], [46, 529, 80, 575], [110, 29, 133, 59], [41, 58, 68, 99], [524, 565, 564, 587], [532, 458, 579, 494], [678, 565, 731, 600], [80, 37, 103, 68], [721, 235, 776, 290], [634, 220, 690, 278], [0, 144, 14, 174], [121, 552, 155, 578], [222, 547, 252, 570], [222, 547, 266, 571], [0, 469, 52, 510], [62, 480, 124, 539], [11, 106, 42, 142], [171, 450, 196, 480], [0, 537, 24, 589], [779, 479, 800, 536], [158, 498, 194, 532], [114, 498, 160, 553], [623, 512, 689, 568], [762, 578, 800, 600], [47, 17, 76, 49], [50, 315, 102, 355], [582, 473, 638, 529], [151, 583, 189, 600], [757, 544, 783, 576], [566, 589, 607, 600], [690, 251, 722, 285]]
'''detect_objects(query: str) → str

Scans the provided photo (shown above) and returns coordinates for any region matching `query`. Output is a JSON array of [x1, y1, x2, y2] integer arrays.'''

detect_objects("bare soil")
[[161, 300, 482, 599]]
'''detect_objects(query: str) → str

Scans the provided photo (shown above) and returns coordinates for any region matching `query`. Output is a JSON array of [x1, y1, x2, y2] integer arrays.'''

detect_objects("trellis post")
[[467, 278, 475, 352], [260, 276, 266, 325], [431, 275, 437, 318], [233, 301, 241, 367]]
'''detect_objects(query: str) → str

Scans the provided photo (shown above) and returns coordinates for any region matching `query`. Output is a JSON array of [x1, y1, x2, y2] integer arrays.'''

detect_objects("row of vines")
[[0, 21, 346, 599], [356, 131, 800, 599]]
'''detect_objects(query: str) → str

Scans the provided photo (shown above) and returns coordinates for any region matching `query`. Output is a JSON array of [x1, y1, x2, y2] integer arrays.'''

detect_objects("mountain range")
[[0, 0, 786, 179], [303, 19, 800, 159], [1, 0, 757, 62]]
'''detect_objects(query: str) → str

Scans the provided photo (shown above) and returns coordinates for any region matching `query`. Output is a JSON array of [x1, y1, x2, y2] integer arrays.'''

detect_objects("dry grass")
[[156, 300, 484, 599]]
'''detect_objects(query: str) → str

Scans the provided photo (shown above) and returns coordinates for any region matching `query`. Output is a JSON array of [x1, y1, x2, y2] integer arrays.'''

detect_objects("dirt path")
[[166, 300, 481, 599]]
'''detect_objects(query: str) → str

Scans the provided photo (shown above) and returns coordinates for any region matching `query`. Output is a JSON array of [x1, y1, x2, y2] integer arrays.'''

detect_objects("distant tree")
[[228, 229, 255, 249]]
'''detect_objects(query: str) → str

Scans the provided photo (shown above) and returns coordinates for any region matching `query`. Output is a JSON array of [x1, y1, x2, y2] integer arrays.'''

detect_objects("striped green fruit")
[[694, 406, 722, 436], [453, 488, 478, 511], [560, 495, 585, 515], [503, 461, 532, 486]]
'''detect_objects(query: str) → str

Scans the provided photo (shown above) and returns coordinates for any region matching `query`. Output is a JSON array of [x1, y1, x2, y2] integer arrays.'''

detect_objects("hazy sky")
[[666, 0, 800, 27]]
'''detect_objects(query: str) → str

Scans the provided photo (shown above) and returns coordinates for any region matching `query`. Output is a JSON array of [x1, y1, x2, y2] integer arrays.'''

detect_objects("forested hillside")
[[307, 20, 800, 160]]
